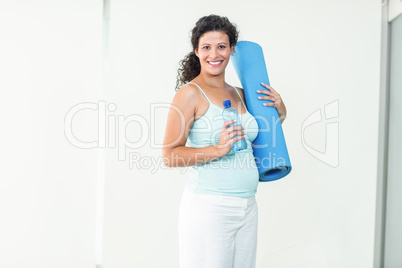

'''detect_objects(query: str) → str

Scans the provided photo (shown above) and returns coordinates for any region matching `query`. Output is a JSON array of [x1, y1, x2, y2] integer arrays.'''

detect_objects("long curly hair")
[[175, 15, 239, 90]]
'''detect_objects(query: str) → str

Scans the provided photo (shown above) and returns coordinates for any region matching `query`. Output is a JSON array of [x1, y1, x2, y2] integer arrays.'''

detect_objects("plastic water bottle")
[[222, 100, 247, 152]]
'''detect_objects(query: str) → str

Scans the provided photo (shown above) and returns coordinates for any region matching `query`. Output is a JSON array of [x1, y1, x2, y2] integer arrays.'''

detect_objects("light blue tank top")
[[185, 82, 260, 199]]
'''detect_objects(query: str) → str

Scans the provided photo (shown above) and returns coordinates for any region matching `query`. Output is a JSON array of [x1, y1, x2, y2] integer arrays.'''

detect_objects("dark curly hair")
[[175, 15, 239, 90]]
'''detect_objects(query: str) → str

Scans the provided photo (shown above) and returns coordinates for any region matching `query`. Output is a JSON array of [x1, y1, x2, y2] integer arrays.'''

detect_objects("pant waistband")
[[183, 187, 256, 208]]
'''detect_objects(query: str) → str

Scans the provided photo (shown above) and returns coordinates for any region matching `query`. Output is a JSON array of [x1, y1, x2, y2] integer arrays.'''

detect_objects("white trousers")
[[178, 187, 258, 268]]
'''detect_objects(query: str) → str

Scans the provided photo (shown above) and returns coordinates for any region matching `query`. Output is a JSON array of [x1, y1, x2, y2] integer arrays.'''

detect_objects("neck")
[[194, 70, 226, 88]]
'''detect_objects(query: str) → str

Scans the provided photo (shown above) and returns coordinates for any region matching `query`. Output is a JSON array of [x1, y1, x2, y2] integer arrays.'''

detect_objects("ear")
[[195, 49, 199, 57], [230, 45, 234, 55]]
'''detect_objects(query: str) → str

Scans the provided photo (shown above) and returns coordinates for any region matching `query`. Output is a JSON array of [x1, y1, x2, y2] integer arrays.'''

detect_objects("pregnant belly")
[[189, 152, 259, 197]]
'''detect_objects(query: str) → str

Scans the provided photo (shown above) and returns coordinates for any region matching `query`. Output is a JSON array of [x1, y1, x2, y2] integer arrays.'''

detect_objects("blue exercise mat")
[[231, 41, 292, 182]]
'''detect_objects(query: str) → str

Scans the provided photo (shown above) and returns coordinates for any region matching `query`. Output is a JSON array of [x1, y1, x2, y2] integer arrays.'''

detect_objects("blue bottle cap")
[[223, 100, 231, 108]]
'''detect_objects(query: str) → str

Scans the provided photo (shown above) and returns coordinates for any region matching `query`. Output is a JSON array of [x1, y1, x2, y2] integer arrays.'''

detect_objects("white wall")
[[0, 1, 101, 267], [0, 0, 382, 267], [389, 0, 402, 21], [103, 0, 381, 268]]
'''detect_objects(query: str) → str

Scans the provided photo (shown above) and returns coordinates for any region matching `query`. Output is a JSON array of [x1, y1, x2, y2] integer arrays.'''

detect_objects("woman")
[[162, 15, 287, 268]]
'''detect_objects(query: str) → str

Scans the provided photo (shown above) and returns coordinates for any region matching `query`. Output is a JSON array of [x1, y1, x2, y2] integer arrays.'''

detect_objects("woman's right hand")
[[216, 120, 246, 156]]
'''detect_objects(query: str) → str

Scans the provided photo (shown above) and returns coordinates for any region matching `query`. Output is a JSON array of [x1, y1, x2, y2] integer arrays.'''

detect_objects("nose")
[[209, 48, 220, 59]]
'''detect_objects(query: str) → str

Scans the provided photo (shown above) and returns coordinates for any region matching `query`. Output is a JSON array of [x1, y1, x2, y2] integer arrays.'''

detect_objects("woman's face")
[[195, 31, 234, 77]]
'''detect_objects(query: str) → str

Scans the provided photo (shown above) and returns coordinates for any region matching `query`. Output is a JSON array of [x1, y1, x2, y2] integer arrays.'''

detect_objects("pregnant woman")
[[162, 14, 287, 268]]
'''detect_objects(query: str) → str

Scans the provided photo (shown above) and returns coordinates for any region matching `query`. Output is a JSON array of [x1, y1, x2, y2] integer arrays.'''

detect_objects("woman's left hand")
[[257, 82, 287, 123]]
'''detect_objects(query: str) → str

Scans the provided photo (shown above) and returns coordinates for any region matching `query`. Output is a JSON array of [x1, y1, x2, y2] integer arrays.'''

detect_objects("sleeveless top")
[[184, 82, 260, 199]]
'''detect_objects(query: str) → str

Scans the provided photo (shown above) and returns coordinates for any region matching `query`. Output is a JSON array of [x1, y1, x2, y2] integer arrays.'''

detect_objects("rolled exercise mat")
[[231, 41, 292, 181]]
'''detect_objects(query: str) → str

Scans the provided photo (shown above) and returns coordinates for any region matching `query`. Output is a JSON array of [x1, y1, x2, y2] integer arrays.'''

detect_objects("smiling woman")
[[162, 14, 286, 268], [174, 15, 238, 91], [195, 31, 233, 76]]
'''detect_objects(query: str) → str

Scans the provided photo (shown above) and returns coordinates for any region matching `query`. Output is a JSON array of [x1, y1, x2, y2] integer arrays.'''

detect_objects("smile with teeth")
[[208, 60, 223, 66]]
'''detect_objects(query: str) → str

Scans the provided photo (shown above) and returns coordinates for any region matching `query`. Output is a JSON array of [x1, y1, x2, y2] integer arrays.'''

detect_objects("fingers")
[[223, 119, 237, 129], [221, 121, 246, 141], [223, 120, 245, 133], [258, 95, 275, 101], [229, 130, 246, 139], [257, 84, 282, 109], [225, 126, 245, 139], [218, 120, 247, 153], [225, 132, 246, 146], [261, 82, 278, 93], [257, 89, 270, 95], [263, 102, 274, 107], [258, 83, 280, 98], [257, 89, 278, 98], [233, 134, 246, 144], [222, 121, 246, 133], [227, 125, 244, 132]]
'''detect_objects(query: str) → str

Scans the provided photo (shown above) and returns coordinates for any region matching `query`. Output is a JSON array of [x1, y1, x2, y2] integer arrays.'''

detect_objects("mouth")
[[207, 60, 223, 67]]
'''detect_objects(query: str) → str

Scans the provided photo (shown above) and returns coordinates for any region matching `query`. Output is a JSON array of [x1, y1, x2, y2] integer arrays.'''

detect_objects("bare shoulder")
[[173, 83, 200, 107], [176, 83, 199, 98]]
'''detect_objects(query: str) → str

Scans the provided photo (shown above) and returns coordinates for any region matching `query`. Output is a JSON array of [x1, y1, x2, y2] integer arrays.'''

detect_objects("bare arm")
[[162, 84, 246, 168]]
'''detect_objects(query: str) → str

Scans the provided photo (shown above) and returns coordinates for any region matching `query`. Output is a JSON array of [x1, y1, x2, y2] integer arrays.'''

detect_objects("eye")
[[218, 45, 226, 49], [202, 46, 210, 50]]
